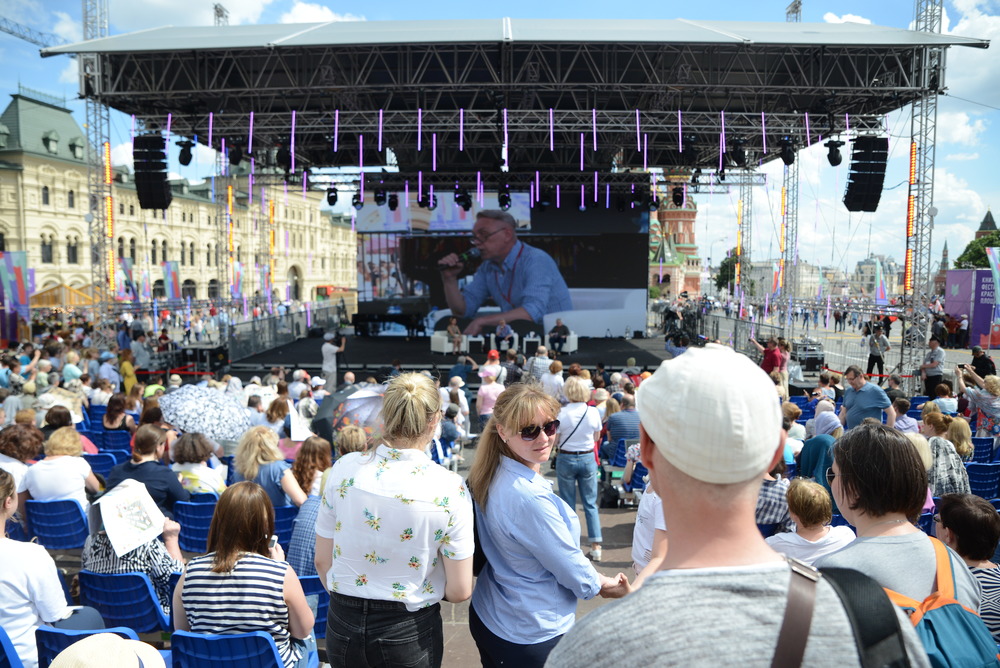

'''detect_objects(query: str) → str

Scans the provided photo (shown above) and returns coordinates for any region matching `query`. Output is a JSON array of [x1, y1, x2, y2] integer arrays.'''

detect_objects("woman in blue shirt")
[[233, 426, 307, 508], [467, 384, 629, 667]]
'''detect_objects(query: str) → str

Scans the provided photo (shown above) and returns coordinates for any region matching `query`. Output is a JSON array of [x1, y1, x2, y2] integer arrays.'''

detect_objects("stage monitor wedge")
[[842, 136, 889, 213], [133, 133, 173, 210]]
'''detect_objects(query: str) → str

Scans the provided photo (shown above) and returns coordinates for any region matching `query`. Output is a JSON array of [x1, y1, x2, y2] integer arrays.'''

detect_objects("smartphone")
[[268, 535, 278, 550], [959, 364, 969, 369]]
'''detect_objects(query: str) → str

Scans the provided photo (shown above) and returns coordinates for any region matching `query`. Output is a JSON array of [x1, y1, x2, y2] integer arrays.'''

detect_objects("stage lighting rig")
[[388, 193, 399, 211], [177, 140, 194, 166], [672, 187, 684, 207], [326, 187, 338, 206], [825, 139, 845, 167], [498, 187, 512, 211], [229, 144, 243, 166], [374, 189, 387, 206], [352, 192, 364, 210], [779, 137, 797, 166]]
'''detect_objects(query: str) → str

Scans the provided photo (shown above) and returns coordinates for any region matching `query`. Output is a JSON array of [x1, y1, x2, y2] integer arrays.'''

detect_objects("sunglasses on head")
[[520, 420, 560, 441]]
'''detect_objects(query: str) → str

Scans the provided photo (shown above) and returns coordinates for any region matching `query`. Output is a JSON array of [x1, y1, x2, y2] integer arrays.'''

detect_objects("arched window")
[[117, 236, 125, 259], [0, 233, 5, 252], [206, 244, 212, 267], [181, 279, 197, 299], [68, 190, 75, 208], [66, 236, 79, 264], [151, 240, 158, 265], [180, 243, 185, 266], [153, 279, 165, 298], [129, 238, 136, 262], [41, 186, 50, 206], [161, 241, 168, 263], [189, 242, 195, 266], [40, 234, 53, 263], [236, 245, 241, 263]]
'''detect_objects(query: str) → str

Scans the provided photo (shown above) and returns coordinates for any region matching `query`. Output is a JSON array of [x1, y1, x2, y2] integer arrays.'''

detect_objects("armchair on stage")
[[430, 330, 469, 354], [544, 330, 579, 354], [489, 331, 520, 354]]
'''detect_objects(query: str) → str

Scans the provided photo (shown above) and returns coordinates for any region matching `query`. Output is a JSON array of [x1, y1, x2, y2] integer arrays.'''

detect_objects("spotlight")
[[352, 192, 363, 210], [326, 187, 338, 206], [276, 146, 291, 171], [779, 137, 796, 166], [428, 194, 438, 211], [388, 193, 399, 211], [419, 194, 438, 210], [672, 186, 684, 207], [374, 189, 387, 207], [730, 140, 747, 168], [718, 167, 726, 182], [648, 195, 659, 212], [691, 168, 702, 185], [825, 139, 845, 167], [177, 140, 194, 166], [454, 188, 472, 212], [498, 187, 512, 211], [229, 144, 243, 166]]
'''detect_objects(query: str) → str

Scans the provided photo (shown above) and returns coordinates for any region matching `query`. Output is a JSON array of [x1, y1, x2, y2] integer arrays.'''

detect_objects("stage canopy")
[[44, 18, 988, 191]]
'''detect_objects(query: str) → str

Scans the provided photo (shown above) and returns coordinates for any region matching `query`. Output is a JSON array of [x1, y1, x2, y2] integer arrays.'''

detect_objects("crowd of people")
[[5, 313, 1000, 668]]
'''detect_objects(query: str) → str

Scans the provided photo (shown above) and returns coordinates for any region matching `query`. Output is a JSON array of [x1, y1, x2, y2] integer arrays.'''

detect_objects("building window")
[[129, 205, 135, 216], [67, 237, 79, 264], [129, 238, 136, 262], [189, 242, 195, 266], [153, 280, 165, 298], [151, 240, 158, 265], [180, 243, 185, 266], [181, 212, 185, 222], [68, 190, 75, 208], [119, 203, 124, 215], [41, 186, 50, 206], [236, 245, 241, 263], [207, 244, 212, 267], [42, 131, 59, 154], [69, 138, 84, 159], [0, 233, 5, 252], [181, 279, 197, 299], [40, 235, 53, 263], [117, 236, 124, 259], [161, 241, 168, 263]]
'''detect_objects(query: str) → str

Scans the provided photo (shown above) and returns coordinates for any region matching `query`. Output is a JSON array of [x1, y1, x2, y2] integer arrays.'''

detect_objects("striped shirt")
[[82, 533, 182, 611], [972, 566, 1000, 643], [181, 553, 301, 668]]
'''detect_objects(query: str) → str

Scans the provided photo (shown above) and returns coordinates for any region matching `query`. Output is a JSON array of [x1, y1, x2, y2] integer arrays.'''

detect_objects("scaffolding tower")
[[82, 0, 111, 313]]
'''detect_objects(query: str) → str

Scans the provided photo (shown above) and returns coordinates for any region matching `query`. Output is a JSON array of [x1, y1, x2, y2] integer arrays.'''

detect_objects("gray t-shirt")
[[545, 561, 930, 668], [923, 347, 946, 378], [816, 531, 981, 610], [868, 334, 890, 357]]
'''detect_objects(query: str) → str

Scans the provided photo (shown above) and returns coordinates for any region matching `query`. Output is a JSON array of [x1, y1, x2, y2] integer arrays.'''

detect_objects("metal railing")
[[228, 305, 342, 362]]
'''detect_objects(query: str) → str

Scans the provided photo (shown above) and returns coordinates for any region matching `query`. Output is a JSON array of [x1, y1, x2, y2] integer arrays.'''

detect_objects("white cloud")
[[936, 111, 988, 146], [4, 0, 43, 25], [110, 141, 134, 171], [945, 152, 980, 161], [822, 12, 872, 25], [52, 11, 83, 43], [57, 58, 78, 85], [278, 1, 365, 23], [943, 4, 1000, 107], [107, 0, 277, 31]]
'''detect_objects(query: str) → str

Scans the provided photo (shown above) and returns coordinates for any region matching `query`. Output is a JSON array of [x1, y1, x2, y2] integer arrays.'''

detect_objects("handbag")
[[550, 407, 588, 471]]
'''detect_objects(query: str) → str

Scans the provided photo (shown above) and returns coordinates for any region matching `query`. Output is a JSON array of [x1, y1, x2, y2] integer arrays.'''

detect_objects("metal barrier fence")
[[228, 305, 342, 362]]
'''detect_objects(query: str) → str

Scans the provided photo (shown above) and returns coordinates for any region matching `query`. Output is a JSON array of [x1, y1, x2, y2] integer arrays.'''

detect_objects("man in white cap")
[[321, 331, 345, 389], [547, 344, 928, 667], [310, 376, 329, 401]]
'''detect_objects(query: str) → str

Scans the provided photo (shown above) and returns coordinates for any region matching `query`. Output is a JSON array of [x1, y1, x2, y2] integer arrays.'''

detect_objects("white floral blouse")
[[314, 444, 474, 612]]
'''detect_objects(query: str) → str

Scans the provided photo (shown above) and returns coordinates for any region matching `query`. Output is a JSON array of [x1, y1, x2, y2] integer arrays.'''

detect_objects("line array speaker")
[[842, 136, 889, 213], [133, 134, 173, 210]]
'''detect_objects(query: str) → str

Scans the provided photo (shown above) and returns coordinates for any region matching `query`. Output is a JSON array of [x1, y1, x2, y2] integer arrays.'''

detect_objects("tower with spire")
[[975, 209, 996, 240], [933, 240, 950, 296]]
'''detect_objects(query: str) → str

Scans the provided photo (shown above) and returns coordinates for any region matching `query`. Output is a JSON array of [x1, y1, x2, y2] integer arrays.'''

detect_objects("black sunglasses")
[[825, 467, 838, 487], [520, 420, 560, 441]]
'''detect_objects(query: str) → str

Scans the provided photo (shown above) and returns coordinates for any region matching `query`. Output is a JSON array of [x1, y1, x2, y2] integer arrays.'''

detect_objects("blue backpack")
[[884, 537, 1000, 668]]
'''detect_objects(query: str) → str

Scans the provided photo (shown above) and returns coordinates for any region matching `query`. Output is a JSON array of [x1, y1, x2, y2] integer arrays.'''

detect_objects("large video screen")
[[356, 194, 649, 338]]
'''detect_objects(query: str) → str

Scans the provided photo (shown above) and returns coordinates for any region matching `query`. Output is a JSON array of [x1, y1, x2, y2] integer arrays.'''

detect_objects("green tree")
[[648, 285, 661, 300], [714, 249, 739, 294], [955, 231, 1000, 269]]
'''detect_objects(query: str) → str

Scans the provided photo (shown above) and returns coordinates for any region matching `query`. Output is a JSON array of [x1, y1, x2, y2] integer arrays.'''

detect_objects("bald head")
[[343, 371, 355, 384]]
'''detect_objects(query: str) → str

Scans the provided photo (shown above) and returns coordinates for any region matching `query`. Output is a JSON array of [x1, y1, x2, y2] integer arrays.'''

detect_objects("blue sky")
[[1, 0, 997, 277]]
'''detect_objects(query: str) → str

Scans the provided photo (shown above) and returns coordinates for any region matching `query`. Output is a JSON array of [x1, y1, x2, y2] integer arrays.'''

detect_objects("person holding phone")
[[173, 482, 315, 668]]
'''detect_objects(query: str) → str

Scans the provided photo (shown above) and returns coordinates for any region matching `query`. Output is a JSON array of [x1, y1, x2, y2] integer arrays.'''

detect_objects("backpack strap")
[[772, 559, 819, 668], [883, 536, 957, 625], [821, 567, 912, 668]]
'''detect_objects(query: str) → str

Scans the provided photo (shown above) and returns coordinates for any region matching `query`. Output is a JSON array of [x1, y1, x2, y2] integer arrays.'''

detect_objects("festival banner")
[[140, 271, 152, 301], [118, 257, 139, 302], [875, 258, 889, 305], [770, 262, 780, 295], [231, 261, 244, 299], [0, 251, 30, 320], [986, 248, 1000, 320], [162, 261, 181, 301]]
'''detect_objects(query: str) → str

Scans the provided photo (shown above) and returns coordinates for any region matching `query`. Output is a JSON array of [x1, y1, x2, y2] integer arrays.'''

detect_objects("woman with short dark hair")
[[102, 394, 136, 434], [816, 423, 980, 611], [173, 481, 314, 668], [105, 424, 189, 517], [936, 493, 1000, 641], [171, 433, 226, 495]]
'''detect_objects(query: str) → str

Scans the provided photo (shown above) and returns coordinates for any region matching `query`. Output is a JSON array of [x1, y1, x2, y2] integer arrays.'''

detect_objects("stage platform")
[[230, 332, 670, 380]]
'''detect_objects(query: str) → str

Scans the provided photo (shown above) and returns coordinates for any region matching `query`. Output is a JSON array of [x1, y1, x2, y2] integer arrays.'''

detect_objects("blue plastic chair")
[[830, 514, 853, 528], [757, 523, 779, 538], [967, 463, 1000, 500], [174, 501, 216, 554], [77, 571, 171, 633], [35, 627, 136, 668], [917, 512, 936, 535], [0, 623, 25, 668], [189, 492, 219, 503], [24, 499, 88, 550], [170, 630, 285, 668], [87, 405, 107, 423], [610, 439, 628, 468], [298, 575, 329, 640], [82, 453, 119, 477], [273, 505, 299, 551], [5, 517, 29, 541], [911, 395, 930, 406], [991, 499, 1000, 511], [623, 462, 649, 493], [101, 431, 133, 451], [972, 437, 995, 464], [221, 456, 236, 486]]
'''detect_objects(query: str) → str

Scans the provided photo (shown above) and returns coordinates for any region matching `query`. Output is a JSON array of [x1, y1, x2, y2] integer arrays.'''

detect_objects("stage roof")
[[43, 18, 989, 188]]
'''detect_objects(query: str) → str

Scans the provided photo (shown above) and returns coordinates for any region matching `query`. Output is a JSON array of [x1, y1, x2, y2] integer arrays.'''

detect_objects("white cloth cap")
[[323, 332, 336, 341], [636, 343, 783, 484]]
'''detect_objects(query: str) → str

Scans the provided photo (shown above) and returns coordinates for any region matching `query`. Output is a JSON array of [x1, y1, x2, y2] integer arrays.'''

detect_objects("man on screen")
[[438, 210, 572, 335]]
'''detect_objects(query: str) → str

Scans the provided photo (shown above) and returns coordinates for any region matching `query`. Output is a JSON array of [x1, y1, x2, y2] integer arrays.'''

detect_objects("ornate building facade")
[[649, 180, 701, 298], [0, 89, 357, 311]]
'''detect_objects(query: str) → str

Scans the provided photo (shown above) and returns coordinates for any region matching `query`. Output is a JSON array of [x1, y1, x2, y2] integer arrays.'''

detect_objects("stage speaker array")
[[133, 134, 173, 210], [842, 136, 889, 213]]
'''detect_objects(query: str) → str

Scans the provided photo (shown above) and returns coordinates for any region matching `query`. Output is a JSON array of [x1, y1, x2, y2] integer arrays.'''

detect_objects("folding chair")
[[174, 501, 216, 554], [24, 499, 88, 550], [77, 571, 171, 633], [966, 462, 1000, 500], [171, 630, 317, 668]]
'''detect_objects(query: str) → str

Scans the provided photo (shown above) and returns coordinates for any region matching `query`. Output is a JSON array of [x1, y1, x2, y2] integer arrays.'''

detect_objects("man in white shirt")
[[321, 332, 345, 389]]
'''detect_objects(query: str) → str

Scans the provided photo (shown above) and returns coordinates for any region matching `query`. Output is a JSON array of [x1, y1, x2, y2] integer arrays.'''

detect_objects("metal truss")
[[901, 0, 944, 389], [738, 169, 754, 293], [82, 0, 110, 313], [782, 160, 800, 336], [85, 38, 932, 175]]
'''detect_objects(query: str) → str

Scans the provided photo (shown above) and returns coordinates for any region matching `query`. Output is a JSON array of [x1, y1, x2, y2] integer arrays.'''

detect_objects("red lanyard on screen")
[[494, 243, 524, 308]]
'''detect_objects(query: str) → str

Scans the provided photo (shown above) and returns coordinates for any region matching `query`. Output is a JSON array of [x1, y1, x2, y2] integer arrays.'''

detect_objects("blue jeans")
[[469, 604, 561, 668], [325, 592, 443, 668], [555, 452, 602, 543]]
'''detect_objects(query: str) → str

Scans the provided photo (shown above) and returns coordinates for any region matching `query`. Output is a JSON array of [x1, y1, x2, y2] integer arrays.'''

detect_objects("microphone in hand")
[[438, 247, 481, 270]]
